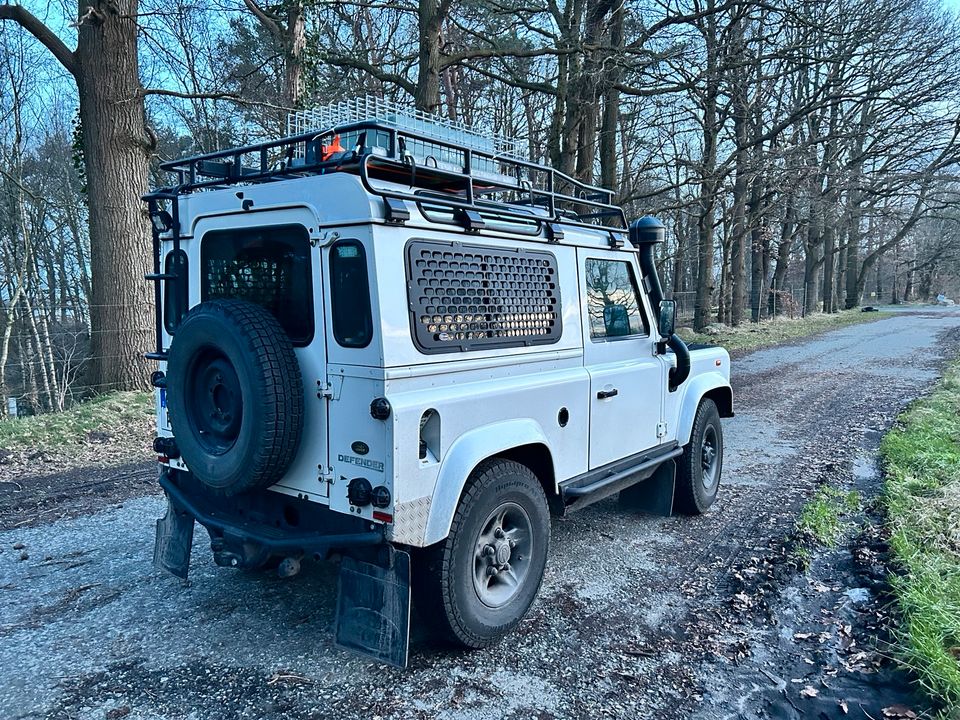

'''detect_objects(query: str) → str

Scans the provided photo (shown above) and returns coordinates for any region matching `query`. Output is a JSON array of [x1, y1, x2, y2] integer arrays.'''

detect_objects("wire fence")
[[0, 300, 155, 420], [669, 284, 806, 327], [2, 283, 812, 421]]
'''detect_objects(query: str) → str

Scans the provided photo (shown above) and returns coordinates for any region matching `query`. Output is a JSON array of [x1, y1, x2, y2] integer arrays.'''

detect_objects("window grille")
[[406, 240, 561, 353]]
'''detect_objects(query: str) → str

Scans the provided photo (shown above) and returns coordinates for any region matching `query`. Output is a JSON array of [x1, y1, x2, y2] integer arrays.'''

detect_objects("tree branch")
[[0, 3, 78, 77], [141, 87, 291, 112], [318, 53, 417, 96], [243, 0, 283, 41]]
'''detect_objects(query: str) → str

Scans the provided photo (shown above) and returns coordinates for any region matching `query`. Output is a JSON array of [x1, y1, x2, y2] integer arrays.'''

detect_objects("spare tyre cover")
[[166, 299, 304, 495]]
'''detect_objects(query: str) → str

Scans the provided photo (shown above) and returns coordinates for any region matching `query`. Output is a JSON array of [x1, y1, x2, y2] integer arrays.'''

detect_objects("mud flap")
[[619, 458, 676, 516], [153, 496, 195, 580], [334, 547, 411, 669]]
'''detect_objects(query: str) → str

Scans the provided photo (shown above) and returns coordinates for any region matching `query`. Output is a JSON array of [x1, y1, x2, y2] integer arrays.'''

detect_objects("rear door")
[[578, 249, 663, 469], [193, 213, 330, 502]]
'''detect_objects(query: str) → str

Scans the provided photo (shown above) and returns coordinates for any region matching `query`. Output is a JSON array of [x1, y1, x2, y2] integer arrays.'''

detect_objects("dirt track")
[[2, 307, 959, 720]]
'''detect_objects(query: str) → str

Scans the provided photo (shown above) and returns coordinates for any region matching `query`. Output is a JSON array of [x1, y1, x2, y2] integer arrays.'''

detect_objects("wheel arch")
[[422, 419, 556, 546], [495, 443, 561, 516], [676, 373, 733, 446]]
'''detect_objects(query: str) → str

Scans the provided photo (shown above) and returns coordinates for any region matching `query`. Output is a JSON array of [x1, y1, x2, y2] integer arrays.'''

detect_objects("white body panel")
[[156, 171, 731, 547]]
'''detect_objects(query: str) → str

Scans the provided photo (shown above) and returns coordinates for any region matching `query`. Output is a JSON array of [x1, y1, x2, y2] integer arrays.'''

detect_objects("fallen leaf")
[[800, 686, 819, 698], [839, 700, 849, 714], [882, 705, 917, 719]]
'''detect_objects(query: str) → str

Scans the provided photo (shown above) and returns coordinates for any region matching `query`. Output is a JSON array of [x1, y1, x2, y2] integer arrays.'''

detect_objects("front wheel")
[[414, 459, 550, 648], [674, 398, 723, 514]]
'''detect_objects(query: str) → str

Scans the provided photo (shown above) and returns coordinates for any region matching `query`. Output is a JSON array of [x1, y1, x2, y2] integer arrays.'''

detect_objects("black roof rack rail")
[[153, 120, 628, 239]]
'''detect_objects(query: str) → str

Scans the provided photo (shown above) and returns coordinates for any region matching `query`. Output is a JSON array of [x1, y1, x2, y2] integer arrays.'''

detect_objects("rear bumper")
[[155, 469, 385, 578]]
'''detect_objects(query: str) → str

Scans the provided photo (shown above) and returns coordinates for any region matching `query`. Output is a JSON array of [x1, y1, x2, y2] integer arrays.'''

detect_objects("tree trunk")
[[75, 0, 153, 391], [834, 226, 847, 312], [283, 3, 305, 108], [693, 2, 719, 331], [822, 223, 835, 313], [415, 0, 445, 113], [598, 0, 623, 192], [803, 220, 821, 316], [729, 131, 748, 326], [771, 195, 795, 297]]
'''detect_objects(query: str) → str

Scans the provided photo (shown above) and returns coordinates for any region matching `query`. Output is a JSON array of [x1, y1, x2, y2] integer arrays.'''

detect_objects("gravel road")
[[2, 307, 959, 720]]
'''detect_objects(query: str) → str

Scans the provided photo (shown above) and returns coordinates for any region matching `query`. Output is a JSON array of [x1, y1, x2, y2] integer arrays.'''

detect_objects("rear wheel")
[[674, 398, 723, 514], [414, 459, 550, 648]]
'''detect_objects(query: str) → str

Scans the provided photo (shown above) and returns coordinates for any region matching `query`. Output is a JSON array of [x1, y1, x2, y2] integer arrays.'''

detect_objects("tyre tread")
[[674, 398, 721, 515], [168, 299, 304, 495]]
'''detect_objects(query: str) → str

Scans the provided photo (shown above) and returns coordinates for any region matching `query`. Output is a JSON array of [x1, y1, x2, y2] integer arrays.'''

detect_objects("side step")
[[559, 446, 682, 514]]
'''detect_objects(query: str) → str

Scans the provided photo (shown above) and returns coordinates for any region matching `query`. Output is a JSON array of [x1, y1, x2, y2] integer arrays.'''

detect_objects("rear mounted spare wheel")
[[166, 299, 304, 496]]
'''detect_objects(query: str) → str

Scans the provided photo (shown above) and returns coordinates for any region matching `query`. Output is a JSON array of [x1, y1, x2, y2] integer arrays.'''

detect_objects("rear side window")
[[406, 240, 561, 353], [330, 240, 373, 348], [163, 249, 188, 334], [584, 258, 649, 339], [201, 225, 313, 345]]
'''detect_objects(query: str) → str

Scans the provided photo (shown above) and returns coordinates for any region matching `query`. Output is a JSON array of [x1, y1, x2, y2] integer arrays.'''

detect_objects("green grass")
[[796, 485, 861, 547], [881, 361, 960, 713], [0, 391, 153, 456], [679, 309, 881, 353]]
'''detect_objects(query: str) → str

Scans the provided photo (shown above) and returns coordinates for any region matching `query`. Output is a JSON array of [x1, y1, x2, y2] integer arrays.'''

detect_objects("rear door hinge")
[[318, 465, 335, 484], [316, 376, 343, 401], [656, 422, 668, 439]]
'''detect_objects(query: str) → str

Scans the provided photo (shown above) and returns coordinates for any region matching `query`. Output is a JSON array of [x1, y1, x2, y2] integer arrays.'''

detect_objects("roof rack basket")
[[154, 97, 627, 240]]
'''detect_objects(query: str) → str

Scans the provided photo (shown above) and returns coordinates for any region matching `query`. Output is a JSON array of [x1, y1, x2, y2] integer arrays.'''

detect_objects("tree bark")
[[598, 1, 623, 192], [243, 1, 306, 108], [74, 0, 153, 391], [693, 3, 719, 331], [415, 0, 446, 112], [3, 2, 154, 392]]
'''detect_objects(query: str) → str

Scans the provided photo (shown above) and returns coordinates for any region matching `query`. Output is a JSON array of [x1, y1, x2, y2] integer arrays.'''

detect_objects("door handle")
[[597, 388, 619, 400]]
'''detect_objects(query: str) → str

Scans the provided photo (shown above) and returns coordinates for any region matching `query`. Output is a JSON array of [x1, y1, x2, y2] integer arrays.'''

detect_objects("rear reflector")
[[372, 511, 393, 523]]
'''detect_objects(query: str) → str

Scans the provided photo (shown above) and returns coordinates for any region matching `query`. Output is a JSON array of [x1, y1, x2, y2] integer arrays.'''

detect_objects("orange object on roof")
[[322, 134, 345, 161]]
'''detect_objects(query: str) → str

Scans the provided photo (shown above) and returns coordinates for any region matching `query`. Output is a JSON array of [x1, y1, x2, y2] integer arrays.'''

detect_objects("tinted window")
[[201, 225, 313, 345], [585, 259, 649, 339], [163, 249, 188, 334], [330, 240, 373, 348]]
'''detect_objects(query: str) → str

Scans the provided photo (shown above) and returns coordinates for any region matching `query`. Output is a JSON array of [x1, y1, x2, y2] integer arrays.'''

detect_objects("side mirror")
[[658, 300, 677, 338]]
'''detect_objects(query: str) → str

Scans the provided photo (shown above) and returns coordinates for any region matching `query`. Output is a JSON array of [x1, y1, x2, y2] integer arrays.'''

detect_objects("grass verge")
[[881, 360, 960, 712], [0, 391, 154, 472], [679, 308, 882, 353]]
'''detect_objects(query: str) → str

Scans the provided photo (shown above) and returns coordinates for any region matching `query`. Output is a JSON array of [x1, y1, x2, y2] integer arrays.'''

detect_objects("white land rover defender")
[[145, 99, 732, 667]]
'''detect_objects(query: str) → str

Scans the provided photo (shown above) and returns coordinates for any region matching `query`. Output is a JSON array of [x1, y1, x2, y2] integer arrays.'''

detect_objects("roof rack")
[[154, 111, 627, 242], [288, 96, 525, 160]]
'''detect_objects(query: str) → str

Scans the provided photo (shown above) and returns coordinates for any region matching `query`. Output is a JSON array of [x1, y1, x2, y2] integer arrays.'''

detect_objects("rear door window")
[[329, 240, 373, 348], [201, 224, 313, 345]]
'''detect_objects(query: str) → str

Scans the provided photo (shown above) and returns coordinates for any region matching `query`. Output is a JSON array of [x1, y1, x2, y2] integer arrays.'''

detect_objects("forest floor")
[[0, 305, 959, 720]]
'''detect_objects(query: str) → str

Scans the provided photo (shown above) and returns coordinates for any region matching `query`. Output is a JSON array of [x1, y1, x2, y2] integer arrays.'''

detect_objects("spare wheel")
[[166, 299, 304, 495]]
